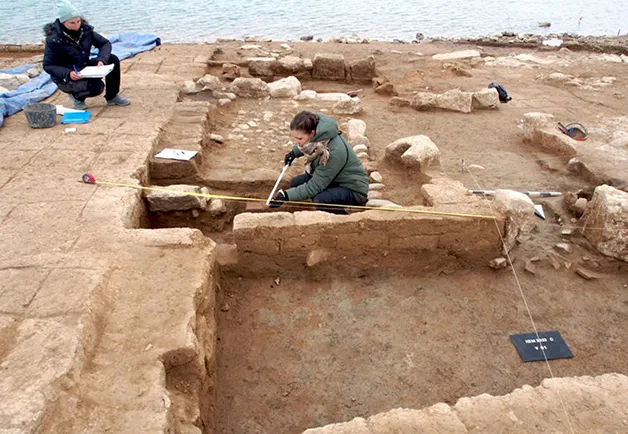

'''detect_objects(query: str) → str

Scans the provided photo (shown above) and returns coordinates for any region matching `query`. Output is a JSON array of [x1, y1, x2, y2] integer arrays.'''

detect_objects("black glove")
[[269, 190, 288, 208], [284, 150, 297, 166]]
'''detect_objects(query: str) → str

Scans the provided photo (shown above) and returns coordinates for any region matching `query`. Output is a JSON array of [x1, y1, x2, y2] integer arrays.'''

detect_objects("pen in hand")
[[71, 65, 82, 81]]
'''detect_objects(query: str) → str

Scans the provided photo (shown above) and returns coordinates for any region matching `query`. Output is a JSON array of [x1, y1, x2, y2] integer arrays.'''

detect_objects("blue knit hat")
[[56, 0, 80, 23]]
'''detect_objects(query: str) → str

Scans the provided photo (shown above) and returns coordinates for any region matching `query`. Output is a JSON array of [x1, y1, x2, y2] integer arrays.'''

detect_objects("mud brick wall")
[[232, 210, 504, 277]]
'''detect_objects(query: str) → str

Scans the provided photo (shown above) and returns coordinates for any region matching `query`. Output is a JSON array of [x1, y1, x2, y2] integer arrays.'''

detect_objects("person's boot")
[[68, 94, 88, 110], [106, 94, 130, 106]]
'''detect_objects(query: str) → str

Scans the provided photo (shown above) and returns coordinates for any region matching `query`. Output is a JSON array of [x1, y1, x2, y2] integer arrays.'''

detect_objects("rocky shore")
[[450, 33, 628, 55], [2, 34, 628, 55]]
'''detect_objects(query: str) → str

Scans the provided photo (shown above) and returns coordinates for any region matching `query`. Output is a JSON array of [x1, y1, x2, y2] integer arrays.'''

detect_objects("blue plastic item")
[[60, 111, 91, 124]]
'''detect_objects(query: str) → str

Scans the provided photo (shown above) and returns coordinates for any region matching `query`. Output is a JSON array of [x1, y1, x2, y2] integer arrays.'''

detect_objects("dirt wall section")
[[232, 209, 503, 276]]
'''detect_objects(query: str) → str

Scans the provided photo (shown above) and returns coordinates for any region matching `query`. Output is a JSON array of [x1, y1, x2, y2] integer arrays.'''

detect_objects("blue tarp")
[[0, 32, 160, 127]]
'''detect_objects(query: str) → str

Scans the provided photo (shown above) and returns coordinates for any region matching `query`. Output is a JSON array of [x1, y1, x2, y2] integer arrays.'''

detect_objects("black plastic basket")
[[24, 103, 57, 128]]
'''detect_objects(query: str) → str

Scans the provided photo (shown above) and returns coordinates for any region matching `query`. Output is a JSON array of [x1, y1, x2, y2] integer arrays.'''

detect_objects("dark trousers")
[[290, 173, 360, 215], [74, 54, 121, 101]]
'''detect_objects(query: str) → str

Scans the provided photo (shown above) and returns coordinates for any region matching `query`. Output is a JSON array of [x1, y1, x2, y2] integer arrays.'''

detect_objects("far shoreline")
[[1, 33, 627, 55]]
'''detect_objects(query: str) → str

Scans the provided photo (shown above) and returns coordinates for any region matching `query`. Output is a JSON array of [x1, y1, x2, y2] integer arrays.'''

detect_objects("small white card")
[[154, 148, 198, 161]]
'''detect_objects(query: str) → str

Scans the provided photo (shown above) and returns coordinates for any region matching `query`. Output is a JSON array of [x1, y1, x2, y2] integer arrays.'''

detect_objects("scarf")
[[300, 140, 330, 174], [63, 26, 82, 42]]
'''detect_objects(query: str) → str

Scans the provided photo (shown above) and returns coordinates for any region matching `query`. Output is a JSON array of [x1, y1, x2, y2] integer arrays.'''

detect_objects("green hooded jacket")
[[286, 113, 369, 203]]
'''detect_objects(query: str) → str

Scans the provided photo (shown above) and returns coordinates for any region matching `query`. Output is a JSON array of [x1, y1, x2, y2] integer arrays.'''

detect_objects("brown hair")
[[290, 111, 318, 134]]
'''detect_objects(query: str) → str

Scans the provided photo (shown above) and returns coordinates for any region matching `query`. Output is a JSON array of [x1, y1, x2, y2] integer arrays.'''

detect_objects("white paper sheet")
[[79, 64, 115, 78], [154, 148, 198, 161]]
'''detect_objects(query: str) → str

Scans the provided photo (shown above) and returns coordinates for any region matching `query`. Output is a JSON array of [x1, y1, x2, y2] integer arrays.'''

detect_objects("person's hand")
[[69, 71, 82, 81], [268, 190, 288, 208], [284, 150, 297, 166], [97, 61, 104, 67]]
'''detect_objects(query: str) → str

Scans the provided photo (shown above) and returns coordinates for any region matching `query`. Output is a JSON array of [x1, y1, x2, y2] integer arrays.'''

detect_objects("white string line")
[[464, 166, 577, 434], [458, 151, 586, 163]]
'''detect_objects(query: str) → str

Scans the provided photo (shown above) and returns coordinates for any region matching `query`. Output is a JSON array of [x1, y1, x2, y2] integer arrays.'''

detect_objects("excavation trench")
[[137, 94, 514, 432], [136, 91, 628, 433]]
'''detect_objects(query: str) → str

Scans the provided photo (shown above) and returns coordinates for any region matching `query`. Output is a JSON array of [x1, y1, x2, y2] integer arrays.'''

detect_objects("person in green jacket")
[[269, 111, 369, 214]]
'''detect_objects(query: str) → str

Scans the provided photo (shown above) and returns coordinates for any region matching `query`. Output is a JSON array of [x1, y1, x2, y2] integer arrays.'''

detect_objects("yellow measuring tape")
[[81, 173, 497, 220]]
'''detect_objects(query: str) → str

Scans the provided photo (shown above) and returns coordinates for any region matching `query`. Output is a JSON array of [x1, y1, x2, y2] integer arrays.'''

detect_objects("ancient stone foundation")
[[231, 209, 503, 276]]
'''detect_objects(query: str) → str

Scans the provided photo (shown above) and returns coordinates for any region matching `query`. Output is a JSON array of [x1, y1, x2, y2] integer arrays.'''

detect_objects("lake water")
[[1, 0, 627, 44]]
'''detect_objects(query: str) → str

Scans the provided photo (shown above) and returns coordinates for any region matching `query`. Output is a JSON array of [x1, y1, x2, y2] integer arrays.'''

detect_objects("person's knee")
[[107, 54, 120, 65], [87, 80, 104, 97]]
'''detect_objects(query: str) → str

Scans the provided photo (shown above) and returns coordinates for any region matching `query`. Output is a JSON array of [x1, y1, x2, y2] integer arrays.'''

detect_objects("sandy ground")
[[215, 267, 628, 433]]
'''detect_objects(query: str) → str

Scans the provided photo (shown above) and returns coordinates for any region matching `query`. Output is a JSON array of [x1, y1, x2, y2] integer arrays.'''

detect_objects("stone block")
[[369, 183, 385, 191], [529, 129, 578, 156], [312, 53, 346, 80], [348, 56, 376, 83], [317, 92, 352, 102], [386, 135, 440, 171], [375, 82, 398, 95], [421, 178, 478, 206], [351, 135, 370, 147], [366, 199, 401, 208], [472, 88, 500, 109], [181, 80, 199, 94], [345, 119, 367, 141], [435, 89, 473, 113], [294, 90, 319, 101], [411, 92, 439, 110], [227, 77, 270, 98], [412, 89, 473, 113], [196, 74, 222, 90], [268, 76, 302, 98], [146, 185, 208, 212], [306, 249, 332, 267], [209, 198, 227, 216], [353, 144, 368, 154], [493, 189, 535, 253], [369, 171, 383, 183], [432, 49, 481, 61], [276, 56, 306, 75], [247, 57, 278, 77], [233, 212, 295, 240], [582, 185, 627, 262], [291, 211, 353, 237], [522, 112, 555, 134], [333, 97, 363, 115]]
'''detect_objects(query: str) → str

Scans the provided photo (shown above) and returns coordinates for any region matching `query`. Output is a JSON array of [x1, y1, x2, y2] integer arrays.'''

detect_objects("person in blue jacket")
[[43, 0, 130, 109]]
